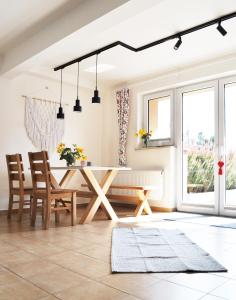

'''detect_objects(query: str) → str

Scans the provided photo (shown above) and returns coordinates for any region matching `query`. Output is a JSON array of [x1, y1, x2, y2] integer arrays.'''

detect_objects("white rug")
[[111, 227, 227, 273]]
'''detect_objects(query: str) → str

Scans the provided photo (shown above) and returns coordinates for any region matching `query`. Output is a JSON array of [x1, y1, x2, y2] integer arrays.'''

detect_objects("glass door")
[[219, 78, 236, 216], [177, 81, 219, 214]]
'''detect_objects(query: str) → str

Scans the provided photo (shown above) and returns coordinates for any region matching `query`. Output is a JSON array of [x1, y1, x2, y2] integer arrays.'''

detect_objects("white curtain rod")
[[21, 95, 69, 106]]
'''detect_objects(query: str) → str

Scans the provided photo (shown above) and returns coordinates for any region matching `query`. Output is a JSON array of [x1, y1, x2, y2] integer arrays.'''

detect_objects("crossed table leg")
[[50, 168, 119, 224], [79, 168, 118, 224]]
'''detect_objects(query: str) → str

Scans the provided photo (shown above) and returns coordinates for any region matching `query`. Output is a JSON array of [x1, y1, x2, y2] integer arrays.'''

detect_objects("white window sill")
[[135, 144, 175, 150]]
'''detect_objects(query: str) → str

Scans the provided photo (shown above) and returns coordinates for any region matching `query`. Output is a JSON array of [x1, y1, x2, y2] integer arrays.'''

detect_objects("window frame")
[[143, 89, 175, 147]]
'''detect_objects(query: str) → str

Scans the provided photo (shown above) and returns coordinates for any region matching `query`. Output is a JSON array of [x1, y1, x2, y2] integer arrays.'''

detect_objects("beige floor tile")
[[0, 268, 22, 286], [76, 244, 111, 263], [0, 241, 19, 253], [149, 272, 176, 280], [0, 249, 38, 267], [56, 280, 130, 300], [24, 243, 66, 256], [210, 279, 236, 300], [134, 280, 205, 300], [47, 251, 111, 279], [28, 266, 91, 294], [199, 295, 226, 300], [0, 280, 47, 300], [100, 273, 160, 296], [36, 296, 60, 300], [7, 259, 60, 278], [1, 209, 236, 300], [51, 236, 95, 250], [118, 296, 141, 300], [168, 273, 228, 293]]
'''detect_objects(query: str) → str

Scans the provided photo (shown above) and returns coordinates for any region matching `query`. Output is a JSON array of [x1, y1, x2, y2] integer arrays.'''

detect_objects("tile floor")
[[0, 206, 235, 300]]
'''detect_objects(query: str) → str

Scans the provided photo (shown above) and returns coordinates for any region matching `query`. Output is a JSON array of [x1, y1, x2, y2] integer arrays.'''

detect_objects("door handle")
[[218, 160, 224, 175]]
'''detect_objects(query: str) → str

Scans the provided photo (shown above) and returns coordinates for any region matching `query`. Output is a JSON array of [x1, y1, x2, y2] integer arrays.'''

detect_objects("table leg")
[[134, 190, 152, 217], [50, 170, 76, 189], [79, 169, 118, 224]]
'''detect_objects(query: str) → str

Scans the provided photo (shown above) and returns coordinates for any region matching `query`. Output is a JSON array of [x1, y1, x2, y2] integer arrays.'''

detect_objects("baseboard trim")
[[109, 202, 176, 212], [151, 206, 176, 212]]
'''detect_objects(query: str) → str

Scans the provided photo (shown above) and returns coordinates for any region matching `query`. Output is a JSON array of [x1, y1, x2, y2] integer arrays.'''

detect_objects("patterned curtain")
[[116, 88, 130, 166]]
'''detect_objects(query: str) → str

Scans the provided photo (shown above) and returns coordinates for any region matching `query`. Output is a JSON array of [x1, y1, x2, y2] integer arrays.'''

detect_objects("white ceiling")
[[0, 0, 76, 51], [2, 0, 236, 87]]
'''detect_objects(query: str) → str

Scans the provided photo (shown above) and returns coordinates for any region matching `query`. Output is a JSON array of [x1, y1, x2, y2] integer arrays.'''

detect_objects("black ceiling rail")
[[54, 11, 236, 72]]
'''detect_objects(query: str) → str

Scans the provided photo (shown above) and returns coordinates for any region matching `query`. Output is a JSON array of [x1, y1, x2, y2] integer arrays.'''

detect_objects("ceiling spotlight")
[[174, 36, 182, 50], [217, 21, 227, 36], [57, 69, 65, 119], [73, 62, 82, 112], [92, 54, 101, 104]]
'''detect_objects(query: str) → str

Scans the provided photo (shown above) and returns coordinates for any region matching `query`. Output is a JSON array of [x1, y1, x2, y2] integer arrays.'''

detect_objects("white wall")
[[0, 73, 104, 210], [102, 56, 236, 209], [102, 87, 176, 209]]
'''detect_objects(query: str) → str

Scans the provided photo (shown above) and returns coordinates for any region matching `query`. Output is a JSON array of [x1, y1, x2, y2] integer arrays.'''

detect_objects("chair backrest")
[[6, 154, 25, 191], [28, 151, 52, 194]]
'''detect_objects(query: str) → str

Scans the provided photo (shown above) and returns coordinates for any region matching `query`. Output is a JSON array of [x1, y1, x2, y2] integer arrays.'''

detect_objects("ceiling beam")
[[0, 0, 131, 75]]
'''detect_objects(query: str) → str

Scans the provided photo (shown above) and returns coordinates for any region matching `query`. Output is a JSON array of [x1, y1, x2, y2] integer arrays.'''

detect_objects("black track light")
[[174, 36, 182, 50], [57, 69, 65, 119], [74, 62, 82, 112], [217, 21, 227, 36], [92, 54, 101, 103]]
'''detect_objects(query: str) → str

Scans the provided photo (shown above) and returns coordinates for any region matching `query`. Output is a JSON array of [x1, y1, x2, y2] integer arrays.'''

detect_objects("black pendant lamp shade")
[[92, 54, 101, 103], [57, 69, 65, 119], [92, 89, 101, 103], [57, 106, 64, 119], [74, 62, 82, 112], [74, 99, 82, 112]]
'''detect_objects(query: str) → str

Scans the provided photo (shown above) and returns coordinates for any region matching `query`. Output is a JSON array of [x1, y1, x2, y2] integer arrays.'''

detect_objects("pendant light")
[[57, 69, 65, 119], [73, 62, 82, 112], [92, 53, 101, 103]]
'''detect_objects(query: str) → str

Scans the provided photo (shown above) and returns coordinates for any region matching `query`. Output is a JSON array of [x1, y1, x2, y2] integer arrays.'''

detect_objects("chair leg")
[[41, 199, 44, 220], [29, 196, 33, 217], [7, 194, 13, 219], [31, 197, 37, 226], [18, 195, 24, 221], [55, 200, 60, 224], [43, 199, 51, 230], [71, 192, 77, 226]]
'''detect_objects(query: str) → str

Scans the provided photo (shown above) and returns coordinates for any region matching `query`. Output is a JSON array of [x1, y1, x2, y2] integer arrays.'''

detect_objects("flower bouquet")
[[135, 129, 152, 147], [57, 143, 87, 166]]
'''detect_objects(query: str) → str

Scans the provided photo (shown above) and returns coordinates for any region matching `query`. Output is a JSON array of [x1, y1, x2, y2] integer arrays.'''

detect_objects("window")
[[143, 90, 174, 147]]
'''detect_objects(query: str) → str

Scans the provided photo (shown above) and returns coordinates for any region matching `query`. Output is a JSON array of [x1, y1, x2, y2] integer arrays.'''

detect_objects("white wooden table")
[[50, 166, 131, 224]]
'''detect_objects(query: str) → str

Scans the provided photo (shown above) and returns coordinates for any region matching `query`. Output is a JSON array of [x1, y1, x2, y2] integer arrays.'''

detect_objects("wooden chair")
[[28, 151, 77, 229], [6, 154, 33, 221]]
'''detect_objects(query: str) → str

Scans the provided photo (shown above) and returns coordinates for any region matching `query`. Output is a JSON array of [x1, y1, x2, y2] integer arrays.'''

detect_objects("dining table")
[[50, 165, 131, 224]]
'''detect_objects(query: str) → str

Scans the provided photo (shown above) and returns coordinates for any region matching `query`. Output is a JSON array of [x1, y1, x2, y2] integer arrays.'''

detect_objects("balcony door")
[[177, 81, 219, 214], [219, 77, 236, 216], [177, 78, 236, 216]]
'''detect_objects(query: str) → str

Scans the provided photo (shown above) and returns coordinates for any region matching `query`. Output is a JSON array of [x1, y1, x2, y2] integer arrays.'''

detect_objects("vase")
[[80, 160, 86, 167], [66, 159, 76, 167], [143, 139, 148, 148]]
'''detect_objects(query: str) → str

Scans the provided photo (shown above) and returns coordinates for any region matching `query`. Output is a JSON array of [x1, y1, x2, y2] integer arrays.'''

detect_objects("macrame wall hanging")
[[24, 96, 65, 152]]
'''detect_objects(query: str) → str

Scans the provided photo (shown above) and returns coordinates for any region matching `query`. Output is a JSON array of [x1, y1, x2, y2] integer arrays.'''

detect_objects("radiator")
[[111, 169, 164, 201]]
